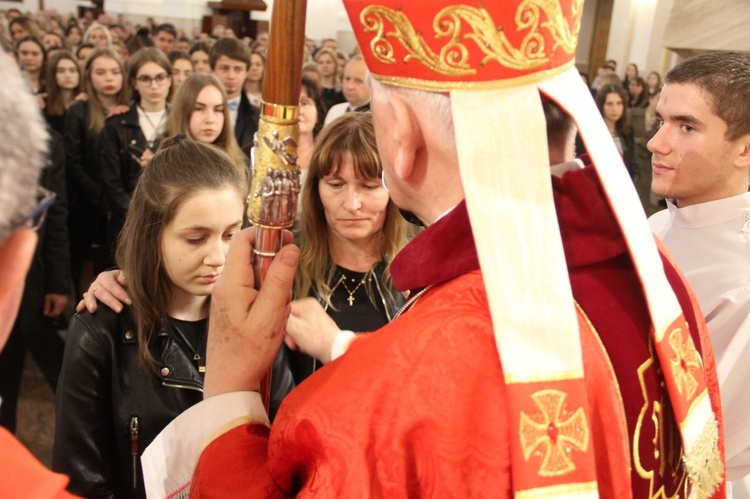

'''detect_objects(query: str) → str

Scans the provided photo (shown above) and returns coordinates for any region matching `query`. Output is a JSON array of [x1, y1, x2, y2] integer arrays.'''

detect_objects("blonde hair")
[[294, 112, 410, 304], [167, 72, 247, 176]]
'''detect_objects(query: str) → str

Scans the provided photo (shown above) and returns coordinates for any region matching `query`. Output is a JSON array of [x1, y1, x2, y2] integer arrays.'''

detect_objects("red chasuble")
[[191, 164, 723, 498]]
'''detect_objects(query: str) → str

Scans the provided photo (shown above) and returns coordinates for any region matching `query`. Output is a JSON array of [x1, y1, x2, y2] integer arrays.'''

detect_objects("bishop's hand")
[[203, 228, 299, 398]]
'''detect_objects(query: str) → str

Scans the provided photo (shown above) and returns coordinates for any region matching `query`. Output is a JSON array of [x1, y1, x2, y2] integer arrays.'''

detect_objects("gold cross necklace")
[[339, 272, 370, 306]]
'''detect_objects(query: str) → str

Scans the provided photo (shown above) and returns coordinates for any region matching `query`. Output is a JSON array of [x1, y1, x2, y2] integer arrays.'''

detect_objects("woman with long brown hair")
[[288, 112, 411, 382], [44, 50, 81, 133], [167, 72, 246, 174], [65, 47, 130, 295], [597, 84, 639, 179]]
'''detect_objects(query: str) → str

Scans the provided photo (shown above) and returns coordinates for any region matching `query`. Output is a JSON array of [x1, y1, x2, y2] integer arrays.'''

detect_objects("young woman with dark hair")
[[53, 137, 268, 498], [16, 35, 46, 95], [44, 50, 81, 133], [597, 84, 639, 179]]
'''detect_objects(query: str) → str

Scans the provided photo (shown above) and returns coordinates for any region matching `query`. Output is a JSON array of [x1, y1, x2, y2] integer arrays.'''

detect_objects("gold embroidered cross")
[[519, 389, 590, 476], [668, 327, 701, 399]]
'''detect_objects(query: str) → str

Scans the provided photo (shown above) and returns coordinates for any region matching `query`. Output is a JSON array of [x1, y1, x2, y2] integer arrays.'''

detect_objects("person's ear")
[[0, 230, 37, 349], [390, 95, 423, 183], [735, 134, 750, 169]]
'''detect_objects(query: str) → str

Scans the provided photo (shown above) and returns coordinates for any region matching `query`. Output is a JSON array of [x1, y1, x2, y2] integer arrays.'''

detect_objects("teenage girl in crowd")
[[597, 84, 639, 180], [167, 50, 193, 98], [82, 22, 111, 48], [243, 50, 265, 107], [167, 72, 246, 173], [53, 137, 291, 498], [16, 35, 46, 95], [100, 47, 171, 262], [314, 47, 345, 110], [189, 41, 211, 73], [65, 47, 130, 296], [43, 50, 81, 134]]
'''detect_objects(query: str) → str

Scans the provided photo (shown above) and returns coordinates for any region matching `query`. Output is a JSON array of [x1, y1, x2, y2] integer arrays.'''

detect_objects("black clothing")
[[53, 306, 295, 498], [0, 129, 71, 431], [321, 86, 345, 111], [235, 92, 260, 157], [64, 101, 109, 286], [288, 261, 405, 385], [100, 104, 165, 259]]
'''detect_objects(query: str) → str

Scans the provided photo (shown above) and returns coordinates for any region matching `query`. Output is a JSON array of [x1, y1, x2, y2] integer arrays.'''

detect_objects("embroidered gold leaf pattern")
[[519, 390, 590, 477], [668, 327, 702, 400], [359, 2, 582, 76]]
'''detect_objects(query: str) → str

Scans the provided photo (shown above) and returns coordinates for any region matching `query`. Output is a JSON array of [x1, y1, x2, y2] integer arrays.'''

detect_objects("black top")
[[326, 267, 389, 333]]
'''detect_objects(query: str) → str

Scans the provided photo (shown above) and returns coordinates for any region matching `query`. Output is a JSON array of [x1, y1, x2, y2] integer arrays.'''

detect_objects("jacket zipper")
[[162, 381, 204, 393], [130, 416, 139, 489]]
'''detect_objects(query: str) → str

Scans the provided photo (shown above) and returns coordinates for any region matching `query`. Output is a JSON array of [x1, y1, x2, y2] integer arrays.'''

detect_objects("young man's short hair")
[[153, 23, 177, 38], [665, 51, 750, 141], [209, 37, 250, 70]]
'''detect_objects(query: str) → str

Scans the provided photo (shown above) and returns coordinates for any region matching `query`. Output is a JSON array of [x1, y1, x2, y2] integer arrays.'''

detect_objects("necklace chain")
[[139, 106, 166, 147], [338, 271, 370, 306]]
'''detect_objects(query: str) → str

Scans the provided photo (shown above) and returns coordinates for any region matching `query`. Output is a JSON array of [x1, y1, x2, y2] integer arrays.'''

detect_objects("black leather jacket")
[[53, 306, 294, 498]]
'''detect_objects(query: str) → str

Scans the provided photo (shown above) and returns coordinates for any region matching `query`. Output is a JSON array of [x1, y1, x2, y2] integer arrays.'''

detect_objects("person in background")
[[167, 50, 193, 98], [646, 70, 662, 96], [167, 72, 247, 174], [176, 36, 191, 52], [9, 15, 41, 42], [627, 75, 649, 108], [44, 50, 81, 134], [100, 47, 171, 264], [297, 75, 327, 172], [82, 23, 111, 48], [209, 37, 259, 156], [75, 42, 93, 70], [622, 62, 638, 88], [65, 24, 82, 48], [42, 31, 65, 52], [596, 83, 638, 179], [189, 41, 211, 73], [16, 35, 46, 95], [65, 47, 129, 297], [152, 23, 177, 54], [243, 49, 264, 108], [324, 55, 370, 125], [315, 47, 345, 110], [53, 136, 258, 499], [301, 61, 321, 85]]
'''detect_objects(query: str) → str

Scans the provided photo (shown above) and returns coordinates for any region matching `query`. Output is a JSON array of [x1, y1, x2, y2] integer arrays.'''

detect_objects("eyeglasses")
[[0, 187, 57, 241], [136, 73, 170, 86]]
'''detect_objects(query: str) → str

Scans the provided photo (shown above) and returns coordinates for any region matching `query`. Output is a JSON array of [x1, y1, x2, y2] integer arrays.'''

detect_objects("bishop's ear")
[[389, 95, 422, 182]]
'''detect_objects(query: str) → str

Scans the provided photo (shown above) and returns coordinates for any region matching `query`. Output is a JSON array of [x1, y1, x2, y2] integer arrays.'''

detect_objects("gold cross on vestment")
[[519, 389, 590, 477]]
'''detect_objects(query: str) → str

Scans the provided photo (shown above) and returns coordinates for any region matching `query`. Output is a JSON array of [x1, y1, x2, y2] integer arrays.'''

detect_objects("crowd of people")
[[0, 7, 396, 496], [0, 2, 748, 499]]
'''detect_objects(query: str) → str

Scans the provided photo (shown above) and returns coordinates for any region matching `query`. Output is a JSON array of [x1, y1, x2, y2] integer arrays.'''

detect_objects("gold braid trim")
[[684, 417, 723, 498]]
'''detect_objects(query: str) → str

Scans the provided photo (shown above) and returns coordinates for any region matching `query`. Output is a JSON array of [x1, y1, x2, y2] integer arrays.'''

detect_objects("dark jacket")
[[235, 91, 260, 157], [64, 101, 108, 259], [53, 306, 294, 498], [100, 104, 165, 252]]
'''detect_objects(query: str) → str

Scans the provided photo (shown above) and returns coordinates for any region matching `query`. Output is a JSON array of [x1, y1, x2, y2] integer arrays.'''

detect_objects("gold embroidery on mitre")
[[519, 390, 590, 477], [359, 1, 582, 76], [668, 327, 702, 400]]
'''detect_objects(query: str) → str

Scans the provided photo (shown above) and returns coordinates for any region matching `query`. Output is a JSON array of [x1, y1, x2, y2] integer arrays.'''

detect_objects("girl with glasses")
[[100, 47, 171, 265]]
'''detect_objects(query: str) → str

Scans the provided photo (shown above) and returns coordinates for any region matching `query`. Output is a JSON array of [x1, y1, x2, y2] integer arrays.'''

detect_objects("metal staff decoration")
[[248, 0, 307, 411]]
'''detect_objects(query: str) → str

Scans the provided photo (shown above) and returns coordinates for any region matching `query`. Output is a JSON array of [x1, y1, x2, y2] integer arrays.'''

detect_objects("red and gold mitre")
[[345, 0, 582, 90], [344, 1, 725, 497]]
